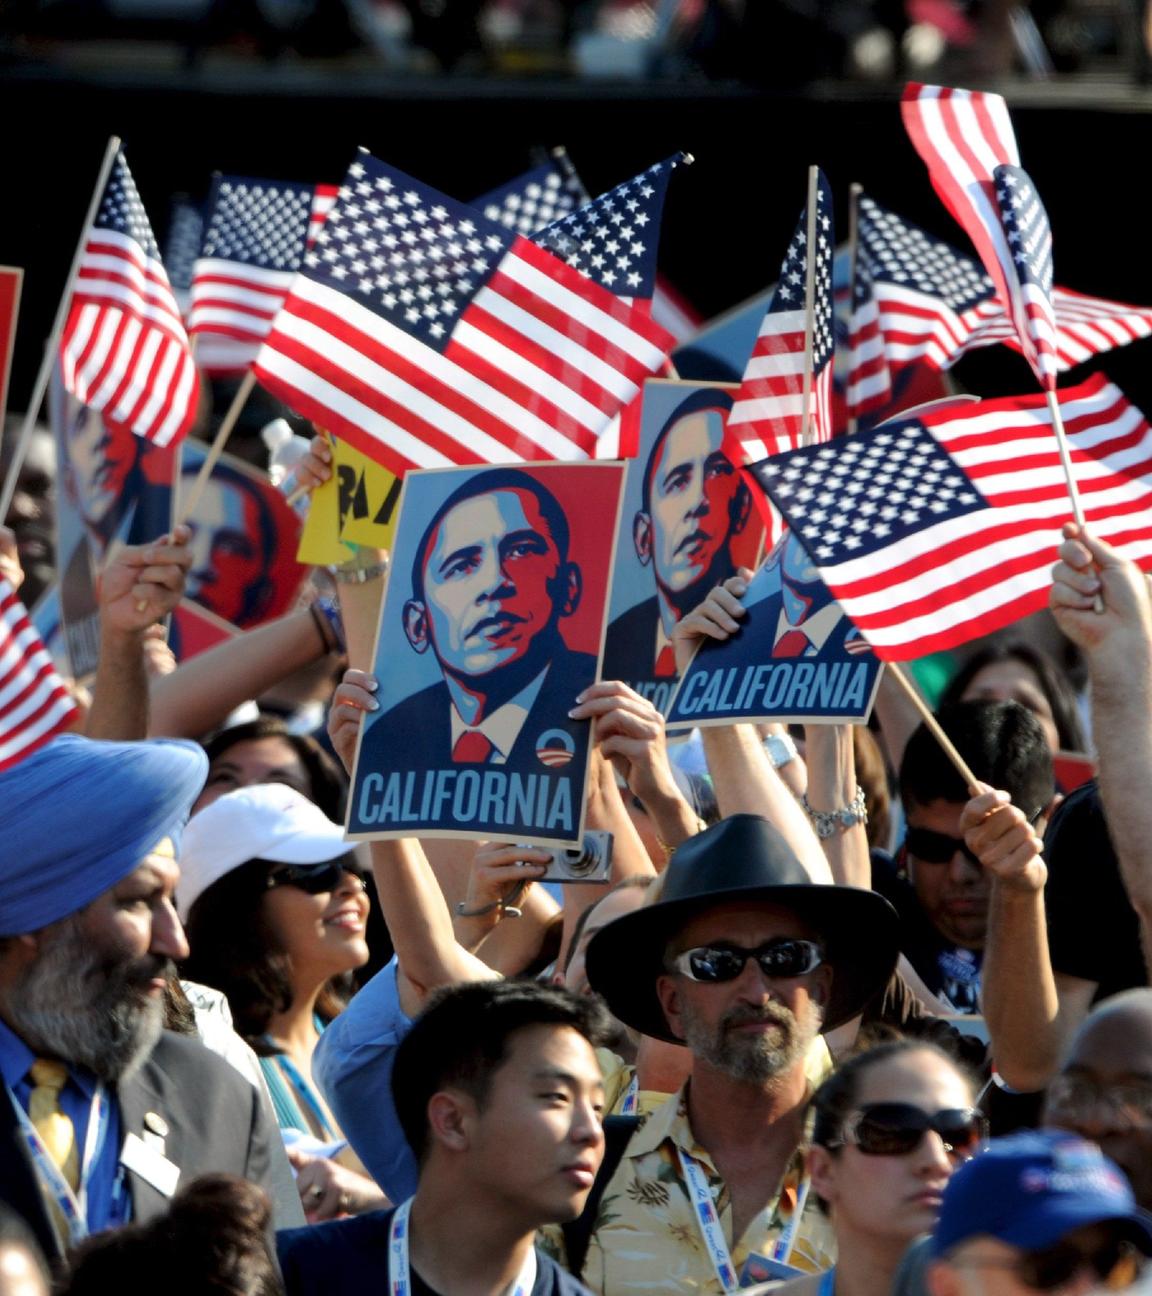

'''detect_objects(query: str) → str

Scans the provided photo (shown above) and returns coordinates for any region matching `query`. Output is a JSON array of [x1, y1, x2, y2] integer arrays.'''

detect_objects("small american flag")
[[847, 195, 1152, 417], [751, 372, 1152, 660], [252, 150, 672, 476], [533, 155, 685, 304], [60, 149, 200, 448], [190, 175, 338, 376], [993, 163, 1058, 388], [162, 195, 204, 319], [0, 579, 77, 772], [727, 169, 835, 463], [477, 160, 586, 236]]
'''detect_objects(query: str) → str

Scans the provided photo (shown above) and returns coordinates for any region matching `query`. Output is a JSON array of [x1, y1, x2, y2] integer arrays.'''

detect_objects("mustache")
[[721, 1004, 795, 1032]]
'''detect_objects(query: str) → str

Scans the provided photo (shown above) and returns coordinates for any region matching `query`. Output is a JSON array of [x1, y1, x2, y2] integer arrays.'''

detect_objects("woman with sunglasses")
[[759, 1039, 983, 1296], [176, 783, 386, 1222]]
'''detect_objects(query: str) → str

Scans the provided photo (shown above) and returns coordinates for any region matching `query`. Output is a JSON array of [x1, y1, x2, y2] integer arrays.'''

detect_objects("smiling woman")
[[175, 783, 386, 1222]]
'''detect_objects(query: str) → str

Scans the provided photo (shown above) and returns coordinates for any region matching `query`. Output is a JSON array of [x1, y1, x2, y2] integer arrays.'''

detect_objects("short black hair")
[[938, 639, 1085, 753], [409, 467, 570, 604], [640, 387, 737, 516], [899, 700, 1054, 818], [392, 980, 612, 1163]]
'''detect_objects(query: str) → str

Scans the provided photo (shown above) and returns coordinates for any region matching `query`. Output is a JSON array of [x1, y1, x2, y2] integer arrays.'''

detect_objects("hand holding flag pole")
[[0, 136, 122, 521]]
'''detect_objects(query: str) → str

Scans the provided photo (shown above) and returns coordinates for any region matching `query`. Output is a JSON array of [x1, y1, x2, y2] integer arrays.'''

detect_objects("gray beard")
[[6, 915, 167, 1085], [680, 996, 823, 1085]]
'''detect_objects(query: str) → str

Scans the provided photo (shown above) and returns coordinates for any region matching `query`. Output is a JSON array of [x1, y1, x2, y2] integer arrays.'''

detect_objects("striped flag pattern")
[[253, 150, 673, 476], [751, 373, 1152, 659], [60, 149, 200, 447], [727, 170, 835, 463], [992, 163, 1059, 388], [190, 175, 339, 376], [847, 195, 1152, 417], [0, 579, 77, 772]]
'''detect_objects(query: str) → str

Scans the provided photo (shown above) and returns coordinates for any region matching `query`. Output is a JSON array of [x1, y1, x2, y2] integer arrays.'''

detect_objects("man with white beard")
[[0, 735, 302, 1265]]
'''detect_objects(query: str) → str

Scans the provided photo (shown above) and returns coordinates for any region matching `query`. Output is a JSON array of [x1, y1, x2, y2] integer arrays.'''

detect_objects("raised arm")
[[1050, 524, 1152, 968]]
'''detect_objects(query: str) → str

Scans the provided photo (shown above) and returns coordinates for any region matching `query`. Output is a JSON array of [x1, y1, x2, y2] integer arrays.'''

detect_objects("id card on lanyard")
[[388, 1198, 538, 1296], [9, 1082, 110, 1247]]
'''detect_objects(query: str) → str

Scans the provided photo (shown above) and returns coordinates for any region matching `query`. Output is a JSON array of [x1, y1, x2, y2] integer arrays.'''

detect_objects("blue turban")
[[0, 734, 208, 937]]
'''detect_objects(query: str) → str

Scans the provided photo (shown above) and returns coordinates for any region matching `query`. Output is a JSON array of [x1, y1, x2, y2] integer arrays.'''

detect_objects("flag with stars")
[[190, 174, 339, 375], [162, 195, 204, 319], [847, 194, 1152, 418], [60, 148, 200, 447], [749, 372, 1152, 659], [0, 576, 78, 771], [727, 169, 835, 464], [993, 163, 1059, 388], [252, 150, 673, 476], [476, 159, 586, 237], [532, 155, 686, 304]]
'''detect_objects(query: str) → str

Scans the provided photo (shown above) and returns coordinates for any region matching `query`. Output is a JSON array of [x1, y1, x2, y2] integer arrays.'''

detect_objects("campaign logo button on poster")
[[535, 729, 575, 768]]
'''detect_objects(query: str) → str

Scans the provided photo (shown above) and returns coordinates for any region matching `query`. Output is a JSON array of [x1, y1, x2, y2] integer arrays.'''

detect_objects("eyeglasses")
[[830, 1103, 987, 1158], [954, 1239, 1145, 1292], [905, 808, 1044, 867], [265, 862, 366, 895], [667, 939, 824, 983], [1045, 1074, 1152, 1131]]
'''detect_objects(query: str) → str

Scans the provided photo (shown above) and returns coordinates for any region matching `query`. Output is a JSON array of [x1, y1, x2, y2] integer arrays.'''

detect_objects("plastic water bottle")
[[262, 418, 313, 520]]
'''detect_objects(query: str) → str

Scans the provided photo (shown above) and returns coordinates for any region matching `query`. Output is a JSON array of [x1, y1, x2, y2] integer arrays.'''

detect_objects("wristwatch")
[[764, 732, 798, 770]]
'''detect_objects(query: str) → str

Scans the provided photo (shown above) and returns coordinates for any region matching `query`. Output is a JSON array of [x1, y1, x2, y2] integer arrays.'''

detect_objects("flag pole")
[[0, 135, 121, 522], [884, 658, 981, 791], [1045, 384, 1104, 612], [846, 182, 862, 437], [175, 369, 256, 526], [798, 165, 819, 449]]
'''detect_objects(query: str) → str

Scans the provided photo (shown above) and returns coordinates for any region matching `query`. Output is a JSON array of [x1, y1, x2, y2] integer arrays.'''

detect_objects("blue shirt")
[[0, 1017, 128, 1234], [312, 958, 420, 1201]]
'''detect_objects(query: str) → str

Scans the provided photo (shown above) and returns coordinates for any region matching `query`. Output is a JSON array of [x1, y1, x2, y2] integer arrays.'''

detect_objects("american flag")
[[533, 155, 686, 303], [847, 195, 1152, 417], [0, 579, 77, 772], [162, 195, 204, 319], [727, 169, 835, 463], [60, 149, 200, 448], [750, 372, 1152, 660], [477, 159, 586, 236], [993, 163, 1059, 388], [252, 150, 673, 476], [189, 175, 339, 376]]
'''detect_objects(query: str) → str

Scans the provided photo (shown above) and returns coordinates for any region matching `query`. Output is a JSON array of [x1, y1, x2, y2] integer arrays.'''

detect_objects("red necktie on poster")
[[452, 731, 495, 763], [774, 629, 812, 657], [654, 644, 678, 678]]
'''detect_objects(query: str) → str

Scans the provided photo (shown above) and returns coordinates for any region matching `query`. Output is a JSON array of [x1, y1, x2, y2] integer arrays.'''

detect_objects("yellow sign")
[[334, 440, 402, 550]]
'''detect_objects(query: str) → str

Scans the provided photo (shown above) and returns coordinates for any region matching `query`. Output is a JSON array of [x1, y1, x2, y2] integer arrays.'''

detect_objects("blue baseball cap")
[[933, 1130, 1152, 1257]]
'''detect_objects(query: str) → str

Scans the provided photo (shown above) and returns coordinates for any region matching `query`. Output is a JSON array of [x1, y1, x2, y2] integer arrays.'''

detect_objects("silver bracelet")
[[800, 786, 867, 839], [331, 559, 389, 585]]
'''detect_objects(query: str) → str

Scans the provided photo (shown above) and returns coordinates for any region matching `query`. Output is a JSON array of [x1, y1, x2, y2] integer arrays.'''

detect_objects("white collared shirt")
[[448, 665, 549, 763]]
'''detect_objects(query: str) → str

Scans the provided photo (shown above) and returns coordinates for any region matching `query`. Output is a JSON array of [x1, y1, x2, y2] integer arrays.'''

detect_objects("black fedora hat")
[[584, 814, 900, 1044]]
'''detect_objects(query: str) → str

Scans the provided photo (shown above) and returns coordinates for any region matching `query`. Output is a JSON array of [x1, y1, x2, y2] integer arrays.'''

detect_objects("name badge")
[[120, 1132, 180, 1198], [740, 1254, 806, 1285]]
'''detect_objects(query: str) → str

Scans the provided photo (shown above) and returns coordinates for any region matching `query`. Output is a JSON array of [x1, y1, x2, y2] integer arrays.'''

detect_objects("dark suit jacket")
[[0, 1030, 303, 1261], [352, 645, 597, 833], [279, 1209, 593, 1296], [601, 596, 661, 687]]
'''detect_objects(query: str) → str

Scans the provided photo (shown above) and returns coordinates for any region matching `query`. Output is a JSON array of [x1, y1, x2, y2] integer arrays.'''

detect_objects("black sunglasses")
[[265, 861, 365, 895], [832, 1102, 987, 1158], [904, 827, 982, 867], [667, 938, 824, 983], [965, 1238, 1145, 1292]]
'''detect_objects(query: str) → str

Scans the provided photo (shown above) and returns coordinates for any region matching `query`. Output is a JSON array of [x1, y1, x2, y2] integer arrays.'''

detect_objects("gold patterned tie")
[[28, 1059, 79, 1192]]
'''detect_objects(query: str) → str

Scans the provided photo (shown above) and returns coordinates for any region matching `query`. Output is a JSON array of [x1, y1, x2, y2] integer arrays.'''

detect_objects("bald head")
[[1044, 989, 1152, 1210]]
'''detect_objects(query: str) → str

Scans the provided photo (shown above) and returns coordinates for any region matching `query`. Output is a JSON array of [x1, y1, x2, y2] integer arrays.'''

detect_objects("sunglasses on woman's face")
[[265, 861, 365, 895], [833, 1102, 987, 1158], [959, 1238, 1145, 1292]]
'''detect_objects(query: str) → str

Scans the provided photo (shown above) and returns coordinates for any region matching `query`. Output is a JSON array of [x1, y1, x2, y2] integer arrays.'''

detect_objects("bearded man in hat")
[[570, 813, 900, 1294], [0, 735, 303, 1265]]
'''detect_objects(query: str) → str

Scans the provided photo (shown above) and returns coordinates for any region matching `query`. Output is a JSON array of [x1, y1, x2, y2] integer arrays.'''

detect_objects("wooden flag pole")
[[1045, 385, 1103, 613], [176, 369, 256, 527], [0, 135, 121, 521], [798, 165, 820, 449], [846, 182, 863, 437], [885, 658, 981, 791]]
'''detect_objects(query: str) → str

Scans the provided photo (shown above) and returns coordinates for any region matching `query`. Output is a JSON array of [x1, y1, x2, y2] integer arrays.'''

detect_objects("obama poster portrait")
[[348, 460, 625, 847], [601, 380, 765, 715]]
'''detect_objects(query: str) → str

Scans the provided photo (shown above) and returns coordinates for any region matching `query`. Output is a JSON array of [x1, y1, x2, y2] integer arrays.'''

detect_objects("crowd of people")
[[2, 418, 1152, 1296]]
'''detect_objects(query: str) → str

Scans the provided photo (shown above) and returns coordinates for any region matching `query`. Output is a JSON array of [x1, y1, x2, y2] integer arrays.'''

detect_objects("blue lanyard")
[[388, 1199, 537, 1296], [270, 1050, 336, 1140], [9, 1082, 110, 1247], [819, 1268, 836, 1296]]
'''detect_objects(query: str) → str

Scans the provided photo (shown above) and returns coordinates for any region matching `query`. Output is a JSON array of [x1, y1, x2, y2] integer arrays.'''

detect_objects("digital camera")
[[535, 830, 614, 883]]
